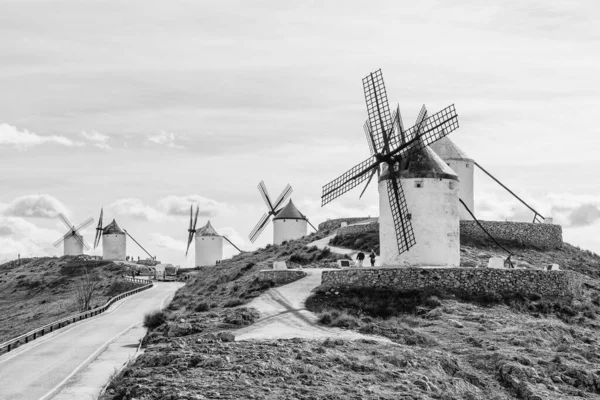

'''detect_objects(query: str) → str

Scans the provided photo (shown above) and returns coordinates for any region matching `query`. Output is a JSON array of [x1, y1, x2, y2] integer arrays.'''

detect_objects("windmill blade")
[[249, 213, 271, 243], [409, 104, 428, 142], [73, 217, 94, 233], [387, 178, 416, 254], [78, 235, 91, 251], [359, 168, 378, 199], [188, 205, 193, 231], [57, 213, 74, 231], [321, 155, 377, 206], [223, 236, 242, 253], [53, 235, 67, 248], [185, 232, 194, 256], [192, 205, 200, 231], [363, 120, 376, 155], [389, 105, 406, 149], [94, 208, 104, 249], [272, 184, 293, 210], [258, 181, 275, 212], [123, 229, 154, 260], [391, 104, 458, 159], [363, 69, 393, 153]]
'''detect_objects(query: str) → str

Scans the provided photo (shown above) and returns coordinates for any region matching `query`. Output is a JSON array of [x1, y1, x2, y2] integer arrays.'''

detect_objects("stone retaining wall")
[[318, 218, 371, 232], [321, 268, 583, 299], [460, 220, 563, 249], [338, 222, 379, 237], [258, 270, 307, 285]]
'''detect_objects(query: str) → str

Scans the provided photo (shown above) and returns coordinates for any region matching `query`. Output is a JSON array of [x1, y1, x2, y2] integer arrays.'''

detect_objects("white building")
[[102, 219, 126, 261], [273, 200, 308, 245], [195, 221, 223, 267], [379, 144, 460, 267], [430, 136, 474, 220], [64, 234, 83, 256]]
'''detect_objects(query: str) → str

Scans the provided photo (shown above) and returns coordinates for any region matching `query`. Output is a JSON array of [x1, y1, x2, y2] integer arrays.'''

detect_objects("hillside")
[[101, 231, 600, 400], [0, 256, 139, 343]]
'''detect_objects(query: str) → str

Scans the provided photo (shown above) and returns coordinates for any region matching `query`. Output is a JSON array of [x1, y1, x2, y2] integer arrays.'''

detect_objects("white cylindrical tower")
[[64, 234, 83, 256], [195, 221, 224, 267], [102, 219, 126, 261], [430, 136, 474, 220], [272, 200, 308, 245], [379, 145, 460, 267]]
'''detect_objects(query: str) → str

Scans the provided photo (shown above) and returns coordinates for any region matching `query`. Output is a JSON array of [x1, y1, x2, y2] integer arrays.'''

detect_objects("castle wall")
[[318, 218, 372, 232], [321, 267, 583, 299], [258, 269, 307, 285], [460, 220, 563, 249]]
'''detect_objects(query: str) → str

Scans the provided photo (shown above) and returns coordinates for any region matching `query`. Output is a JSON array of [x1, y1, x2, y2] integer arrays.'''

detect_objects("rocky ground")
[[100, 233, 600, 400], [0, 256, 137, 342]]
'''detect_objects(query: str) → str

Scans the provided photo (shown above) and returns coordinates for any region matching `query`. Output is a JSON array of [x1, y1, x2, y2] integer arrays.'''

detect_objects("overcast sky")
[[0, 0, 599, 266]]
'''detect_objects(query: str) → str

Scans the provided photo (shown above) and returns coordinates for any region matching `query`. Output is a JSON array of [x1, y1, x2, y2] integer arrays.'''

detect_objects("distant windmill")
[[53, 213, 94, 256], [321, 69, 460, 267], [93, 208, 155, 262], [249, 181, 316, 245], [185, 205, 242, 267]]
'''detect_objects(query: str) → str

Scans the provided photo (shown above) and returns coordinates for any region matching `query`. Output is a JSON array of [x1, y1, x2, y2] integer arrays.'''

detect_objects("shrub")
[[224, 298, 243, 308], [195, 302, 210, 312], [143, 310, 167, 329]]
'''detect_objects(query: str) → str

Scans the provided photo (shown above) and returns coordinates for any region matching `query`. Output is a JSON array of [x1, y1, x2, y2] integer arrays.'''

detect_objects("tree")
[[75, 268, 100, 312]]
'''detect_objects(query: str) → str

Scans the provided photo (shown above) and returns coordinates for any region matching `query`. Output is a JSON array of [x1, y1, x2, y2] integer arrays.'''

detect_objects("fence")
[[0, 278, 152, 355]]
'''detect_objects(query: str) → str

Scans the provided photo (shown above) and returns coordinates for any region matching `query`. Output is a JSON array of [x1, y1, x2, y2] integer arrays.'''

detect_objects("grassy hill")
[[97, 230, 600, 400], [0, 256, 139, 343]]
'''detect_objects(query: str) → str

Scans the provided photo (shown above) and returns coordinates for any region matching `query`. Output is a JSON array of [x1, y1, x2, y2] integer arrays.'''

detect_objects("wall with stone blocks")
[[321, 268, 583, 299], [318, 218, 371, 232], [258, 270, 307, 285], [338, 222, 379, 237], [460, 220, 563, 249]]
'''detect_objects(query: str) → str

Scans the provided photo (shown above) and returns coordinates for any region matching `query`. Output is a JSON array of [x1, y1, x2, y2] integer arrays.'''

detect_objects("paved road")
[[236, 269, 389, 343], [0, 282, 184, 400]]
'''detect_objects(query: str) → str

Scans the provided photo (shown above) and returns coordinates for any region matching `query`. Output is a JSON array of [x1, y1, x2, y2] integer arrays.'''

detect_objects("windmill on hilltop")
[[322, 69, 460, 267], [185, 205, 242, 267], [53, 213, 94, 256], [249, 181, 317, 245], [93, 208, 155, 262]]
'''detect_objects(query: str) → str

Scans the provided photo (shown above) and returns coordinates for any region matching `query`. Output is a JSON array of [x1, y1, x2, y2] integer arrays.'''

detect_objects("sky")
[[0, 0, 599, 266]]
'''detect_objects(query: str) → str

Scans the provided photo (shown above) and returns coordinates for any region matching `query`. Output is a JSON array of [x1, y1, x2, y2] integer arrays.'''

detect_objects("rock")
[[448, 319, 464, 328], [217, 331, 235, 342]]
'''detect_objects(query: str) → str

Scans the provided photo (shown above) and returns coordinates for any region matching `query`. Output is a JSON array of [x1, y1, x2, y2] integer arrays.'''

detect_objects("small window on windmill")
[[449, 181, 455, 190], [415, 181, 423, 188], [466, 163, 470, 168]]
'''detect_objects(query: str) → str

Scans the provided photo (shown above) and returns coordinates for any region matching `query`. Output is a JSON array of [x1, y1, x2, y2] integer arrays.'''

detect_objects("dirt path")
[[235, 269, 389, 342], [307, 234, 381, 266]]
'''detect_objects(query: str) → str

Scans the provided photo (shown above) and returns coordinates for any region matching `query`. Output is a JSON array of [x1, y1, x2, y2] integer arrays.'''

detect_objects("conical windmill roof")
[[103, 219, 125, 235], [397, 144, 458, 180], [273, 200, 306, 220], [196, 221, 221, 237], [429, 136, 473, 162]]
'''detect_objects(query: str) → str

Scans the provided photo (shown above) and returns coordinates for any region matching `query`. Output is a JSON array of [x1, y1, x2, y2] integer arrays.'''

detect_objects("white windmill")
[[321, 69, 461, 267], [93, 208, 155, 262], [185, 205, 242, 267], [248, 181, 317, 245], [53, 213, 94, 256]]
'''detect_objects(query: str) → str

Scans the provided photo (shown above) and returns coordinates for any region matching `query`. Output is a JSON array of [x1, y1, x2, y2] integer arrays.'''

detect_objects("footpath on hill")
[[0, 282, 183, 400], [236, 269, 388, 342], [307, 233, 381, 266]]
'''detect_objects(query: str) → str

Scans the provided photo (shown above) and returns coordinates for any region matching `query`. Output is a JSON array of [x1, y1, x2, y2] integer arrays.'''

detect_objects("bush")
[[195, 302, 210, 312], [143, 310, 167, 329], [224, 298, 243, 308]]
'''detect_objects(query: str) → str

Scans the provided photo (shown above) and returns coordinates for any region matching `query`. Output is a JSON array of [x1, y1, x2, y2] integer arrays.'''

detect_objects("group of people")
[[354, 250, 376, 268]]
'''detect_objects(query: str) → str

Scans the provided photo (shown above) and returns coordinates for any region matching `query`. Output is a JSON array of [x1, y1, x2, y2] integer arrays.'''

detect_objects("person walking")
[[369, 250, 376, 267], [356, 251, 365, 268]]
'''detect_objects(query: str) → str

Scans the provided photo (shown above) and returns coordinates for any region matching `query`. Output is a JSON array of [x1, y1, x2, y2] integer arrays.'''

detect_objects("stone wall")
[[318, 218, 371, 232], [460, 220, 563, 249], [338, 222, 379, 237], [258, 270, 307, 285], [321, 268, 583, 299]]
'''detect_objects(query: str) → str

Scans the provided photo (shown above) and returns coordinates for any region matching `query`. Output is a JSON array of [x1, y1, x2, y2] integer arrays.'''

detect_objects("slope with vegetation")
[[0, 256, 139, 343], [101, 229, 600, 400]]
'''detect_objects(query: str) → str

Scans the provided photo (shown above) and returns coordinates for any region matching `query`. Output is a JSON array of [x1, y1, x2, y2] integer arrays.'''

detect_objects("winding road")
[[0, 282, 183, 400]]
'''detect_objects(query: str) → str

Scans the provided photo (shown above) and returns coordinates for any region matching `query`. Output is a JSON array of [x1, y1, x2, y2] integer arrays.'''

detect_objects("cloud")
[[157, 195, 230, 218], [0, 216, 63, 263], [149, 233, 186, 252], [106, 198, 162, 221], [0, 194, 68, 218], [81, 130, 110, 149], [0, 123, 80, 149], [146, 131, 184, 149]]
